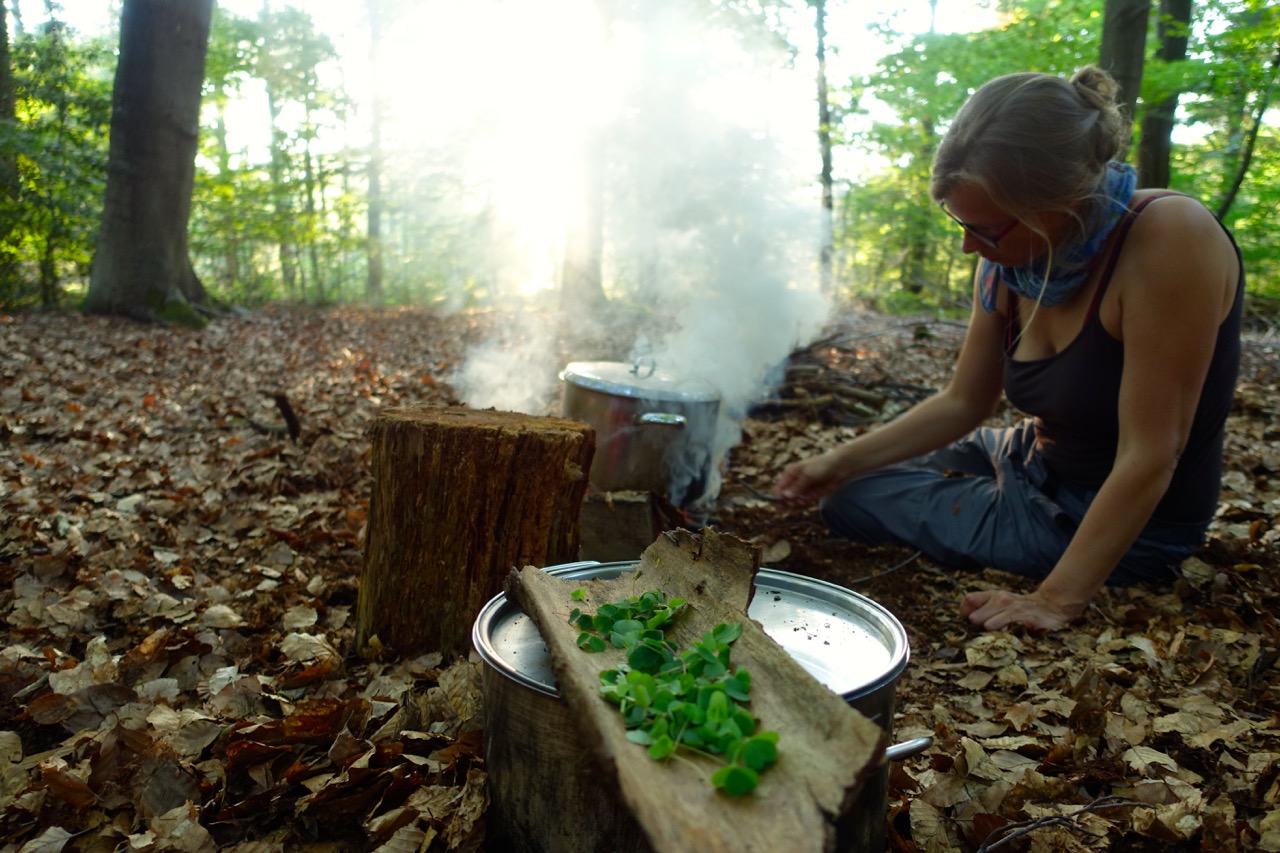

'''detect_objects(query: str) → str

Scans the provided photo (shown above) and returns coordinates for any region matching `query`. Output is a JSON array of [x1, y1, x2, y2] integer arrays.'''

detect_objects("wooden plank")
[[505, 528, 886, 853]]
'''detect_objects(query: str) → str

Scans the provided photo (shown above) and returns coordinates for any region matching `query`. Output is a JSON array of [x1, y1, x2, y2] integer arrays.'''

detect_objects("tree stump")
[[357, 406, 594, 660]]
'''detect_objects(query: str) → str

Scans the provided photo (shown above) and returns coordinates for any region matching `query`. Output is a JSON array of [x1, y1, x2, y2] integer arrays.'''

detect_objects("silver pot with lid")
[[560, 358, 721, 506], [473, 560, 926, 853]]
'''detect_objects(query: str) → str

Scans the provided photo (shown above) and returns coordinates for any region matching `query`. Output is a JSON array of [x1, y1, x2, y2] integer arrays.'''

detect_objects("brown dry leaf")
[[909, 796, 952, 853], [443, 767, 488, 852], [1257, 809, 1280, 852], [39, 763, 97, 810], [2, 307, 1278, 852], [15, 825, 77, 853], [148, 802, 218, 853], [759, 537, 792, 563]]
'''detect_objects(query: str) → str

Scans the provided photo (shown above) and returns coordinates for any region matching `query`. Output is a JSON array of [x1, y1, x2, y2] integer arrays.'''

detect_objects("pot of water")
[[560, 359, 720, 506]]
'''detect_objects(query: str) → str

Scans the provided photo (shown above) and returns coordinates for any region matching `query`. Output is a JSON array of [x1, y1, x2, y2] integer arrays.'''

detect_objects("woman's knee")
[[818, 481, 896, 543]]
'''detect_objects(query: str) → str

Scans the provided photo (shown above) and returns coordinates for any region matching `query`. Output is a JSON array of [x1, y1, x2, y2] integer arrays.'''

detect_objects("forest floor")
[[1, 303, 1278, 853]]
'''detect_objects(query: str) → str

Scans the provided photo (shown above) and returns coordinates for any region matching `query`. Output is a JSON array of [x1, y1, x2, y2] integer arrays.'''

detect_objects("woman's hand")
[[773, 453, 846, 509], [959, 588, 1084, 632]]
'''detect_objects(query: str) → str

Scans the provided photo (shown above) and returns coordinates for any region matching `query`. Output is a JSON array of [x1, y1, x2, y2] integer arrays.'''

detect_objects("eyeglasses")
[[938, 202, 1019, 249]]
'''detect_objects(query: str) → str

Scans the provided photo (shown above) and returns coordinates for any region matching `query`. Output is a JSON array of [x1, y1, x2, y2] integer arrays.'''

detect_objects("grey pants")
[[818, 421, 1209, 585]]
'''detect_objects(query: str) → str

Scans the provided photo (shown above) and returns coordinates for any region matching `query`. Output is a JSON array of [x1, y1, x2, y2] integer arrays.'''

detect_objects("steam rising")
[[447, 3, 831, 504]]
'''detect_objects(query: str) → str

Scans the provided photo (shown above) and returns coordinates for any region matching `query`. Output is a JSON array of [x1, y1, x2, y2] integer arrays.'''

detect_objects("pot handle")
[[884, 736, 933, 763], [635, 412, 686, 428]]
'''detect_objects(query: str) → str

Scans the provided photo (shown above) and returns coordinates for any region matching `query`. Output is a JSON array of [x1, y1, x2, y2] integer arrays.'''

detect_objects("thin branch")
[[848, 549, 922, 585], [739, 480, 781, 502], [273, 392, 302, 441], [975, 796, 1149, 852]]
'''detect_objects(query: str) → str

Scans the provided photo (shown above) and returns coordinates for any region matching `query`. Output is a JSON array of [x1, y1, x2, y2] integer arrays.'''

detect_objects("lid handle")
[[630, 356, 657, 379]]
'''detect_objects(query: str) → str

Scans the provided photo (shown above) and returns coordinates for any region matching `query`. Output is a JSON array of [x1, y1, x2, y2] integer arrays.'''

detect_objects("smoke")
[[451, 326, 560, 414], [443, 2, 832, 503]]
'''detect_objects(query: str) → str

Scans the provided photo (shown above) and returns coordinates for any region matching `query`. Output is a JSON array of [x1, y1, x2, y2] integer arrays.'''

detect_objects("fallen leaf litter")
[[1, 306, 1277, 851]]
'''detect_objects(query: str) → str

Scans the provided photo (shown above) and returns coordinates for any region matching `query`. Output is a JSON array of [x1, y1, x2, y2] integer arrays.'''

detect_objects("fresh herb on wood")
[[567, 588, 780, 795]]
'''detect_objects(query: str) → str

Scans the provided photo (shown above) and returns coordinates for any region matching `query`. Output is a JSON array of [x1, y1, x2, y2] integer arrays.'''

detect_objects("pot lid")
[[473, 562, 910, 701], [561, 359, 721, 403]]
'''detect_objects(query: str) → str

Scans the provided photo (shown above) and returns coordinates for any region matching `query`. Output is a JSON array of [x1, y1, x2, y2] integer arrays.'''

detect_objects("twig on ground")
[[740, 481, 781, 502], [273, 393, 301, 441], [974, 797, 1148, 852], [848, 549, 923, 585]]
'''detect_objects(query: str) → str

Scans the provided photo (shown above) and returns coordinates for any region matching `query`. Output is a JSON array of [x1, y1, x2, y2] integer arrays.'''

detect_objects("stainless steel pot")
[[472, 561, 925, 853], [560, 359, 721, 506]]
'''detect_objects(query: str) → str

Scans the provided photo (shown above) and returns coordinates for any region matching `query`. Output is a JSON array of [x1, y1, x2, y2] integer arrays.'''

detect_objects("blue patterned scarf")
[[981, 161, 1137, 312]]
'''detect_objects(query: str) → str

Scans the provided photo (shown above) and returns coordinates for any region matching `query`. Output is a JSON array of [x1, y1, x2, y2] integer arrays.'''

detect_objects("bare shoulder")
[[1124, 191, 1233, 256], [1113, 190, 1239, 316]]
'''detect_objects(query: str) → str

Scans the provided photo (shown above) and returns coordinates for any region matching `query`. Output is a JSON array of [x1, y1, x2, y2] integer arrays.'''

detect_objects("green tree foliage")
[[193, 7, 262, 301], [837, 0, 1280, 310], [838, 0, 1104, 310], [1167, 0, 1280, 293], [185, 6, 375, 308], [0, 0, 1276, 313], [0, 18, 112, 308]]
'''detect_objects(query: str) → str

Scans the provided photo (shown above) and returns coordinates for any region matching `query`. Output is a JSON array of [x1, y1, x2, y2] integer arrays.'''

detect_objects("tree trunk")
[[84, 0, 213, 321], [559, 129, 607, 313], [266, 86, 300, 299], [357, 407, 595, 660], [302, 130, 324, 301], [1098, 0, 1151, 132], [0, 4, 18, 287], [211, 94, 242, 291], [365, 0, 385, 302], [903, 1, 938, 295], [813, 0, 834, 296], [558, 0, 614, 315], [1137, 0, 1192, 187], [1215, 44, 1280, 221]]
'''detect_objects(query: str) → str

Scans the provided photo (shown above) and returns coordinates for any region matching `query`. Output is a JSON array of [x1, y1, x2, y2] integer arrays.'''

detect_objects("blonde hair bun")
[[1070, 65, 1123, 113]]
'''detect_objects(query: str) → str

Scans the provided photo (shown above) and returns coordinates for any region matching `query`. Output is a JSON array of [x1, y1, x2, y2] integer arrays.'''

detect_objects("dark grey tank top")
[[1003, 194, 1244, 523]]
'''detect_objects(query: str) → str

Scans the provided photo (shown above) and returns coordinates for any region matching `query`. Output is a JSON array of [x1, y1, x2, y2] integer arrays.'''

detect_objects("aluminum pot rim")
[[471, 561, 910, 703], [561, 361, 722, 404]]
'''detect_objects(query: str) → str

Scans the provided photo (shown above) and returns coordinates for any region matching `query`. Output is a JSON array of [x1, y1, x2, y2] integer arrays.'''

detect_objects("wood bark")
[[559, 127, 607, 314], [558, 0, 615, 315], [481, 659, 650, 853], [0, 7, 16, 232], [84, 0, 213, 320], [1098, 0, 1150, 132], [579, 491, 663, 562], [357, 407, 594, 660], [364, 0, 385, 301], [813, 0, 834, 295], [1137, 0, 1193, 188], [505, 528, 886, 853]]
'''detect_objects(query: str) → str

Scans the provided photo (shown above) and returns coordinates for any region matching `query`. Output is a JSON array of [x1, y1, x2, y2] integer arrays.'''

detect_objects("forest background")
[[3, 2, 1280, 849], [0, 0, 1277, 322]]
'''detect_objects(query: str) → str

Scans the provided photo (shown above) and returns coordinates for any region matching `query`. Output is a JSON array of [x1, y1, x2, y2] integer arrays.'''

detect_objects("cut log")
[[579, 491, 662, 562], [578, 490, 694, 562], [505, 528, 887, 853], [357, 406, 594, 659]]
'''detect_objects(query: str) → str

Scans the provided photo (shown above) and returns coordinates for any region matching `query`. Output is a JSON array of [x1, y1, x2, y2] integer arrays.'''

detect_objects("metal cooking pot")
[[560, 359, 721, 506], [472, 560, 927, 853]]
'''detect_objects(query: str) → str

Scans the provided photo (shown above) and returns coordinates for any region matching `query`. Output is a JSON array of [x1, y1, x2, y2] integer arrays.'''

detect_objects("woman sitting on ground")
[[774, 66, 1244, 632]]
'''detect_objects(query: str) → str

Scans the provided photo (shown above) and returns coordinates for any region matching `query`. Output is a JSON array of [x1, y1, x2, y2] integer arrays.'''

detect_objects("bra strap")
[[1086, 191, 1186, 321]]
